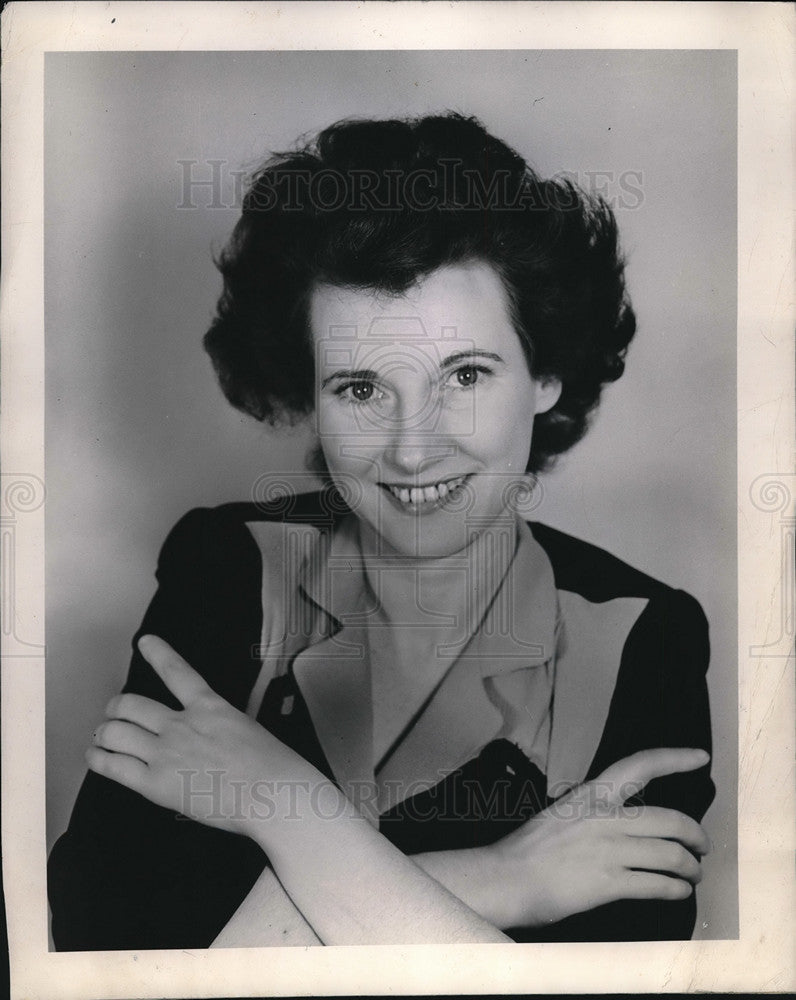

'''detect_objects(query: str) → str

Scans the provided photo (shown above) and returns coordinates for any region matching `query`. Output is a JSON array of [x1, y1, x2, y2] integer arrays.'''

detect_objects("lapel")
[[287, 516, 382, 823], [546, 590, 649, 794], [244, 521, 328, 719], [290, 614, 379, 824]]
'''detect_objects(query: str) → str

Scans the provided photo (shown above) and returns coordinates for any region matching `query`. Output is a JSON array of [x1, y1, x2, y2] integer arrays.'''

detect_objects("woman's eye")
[[447, 365, 487, 389], [338, 381, 381, 404], [350, 382, 374, 401]]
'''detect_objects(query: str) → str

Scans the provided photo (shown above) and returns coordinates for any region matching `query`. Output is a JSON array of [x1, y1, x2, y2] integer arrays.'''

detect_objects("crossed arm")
[[87, 635, 506, 945], [84, 634, 711, 948]]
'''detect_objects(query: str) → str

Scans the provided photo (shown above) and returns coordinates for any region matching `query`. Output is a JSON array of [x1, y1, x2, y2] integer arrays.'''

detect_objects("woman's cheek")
[[503, 393, 538, 466], [317, 402, 357, 472]]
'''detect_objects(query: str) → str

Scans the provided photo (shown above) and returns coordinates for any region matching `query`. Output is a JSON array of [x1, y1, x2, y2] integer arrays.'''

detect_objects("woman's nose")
[[387, 436, 441, 475], [384, 404, 453, 475]]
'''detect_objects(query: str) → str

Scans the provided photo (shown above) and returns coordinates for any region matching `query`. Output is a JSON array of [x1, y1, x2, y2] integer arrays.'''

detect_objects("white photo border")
[[2, 2, 794, 996]]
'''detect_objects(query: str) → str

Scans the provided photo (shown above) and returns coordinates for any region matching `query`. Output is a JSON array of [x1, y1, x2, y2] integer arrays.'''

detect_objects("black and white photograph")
[[2, 3, 793, 997]]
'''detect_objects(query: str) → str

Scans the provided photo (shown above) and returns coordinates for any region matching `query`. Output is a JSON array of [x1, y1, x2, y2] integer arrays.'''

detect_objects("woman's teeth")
[[385, 476, 466, 505]]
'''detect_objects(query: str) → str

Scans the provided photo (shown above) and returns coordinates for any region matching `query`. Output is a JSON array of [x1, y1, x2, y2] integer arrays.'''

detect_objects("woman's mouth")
[[380, 475, 469, 507]]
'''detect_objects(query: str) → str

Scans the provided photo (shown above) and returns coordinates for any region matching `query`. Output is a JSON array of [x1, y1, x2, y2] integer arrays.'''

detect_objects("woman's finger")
[[137, 634, 212, 708], [617, 836, 703, 884], [622, 870, 694, 902], [85, 744, 149, 794], [616, 805, 711, 856], [93, 719, 157, 765], [105, 692, 172, 735], [590, 748, 710, 806]]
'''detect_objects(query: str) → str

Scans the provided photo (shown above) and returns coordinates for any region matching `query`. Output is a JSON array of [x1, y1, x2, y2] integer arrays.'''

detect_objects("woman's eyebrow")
[[438, 349, 505, 370], [321, 351, 505, 388], [320, 368, 380, 389]]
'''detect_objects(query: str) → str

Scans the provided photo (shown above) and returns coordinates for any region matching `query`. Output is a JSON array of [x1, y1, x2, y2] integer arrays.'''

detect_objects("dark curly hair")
[[204, 112, 636, 473]]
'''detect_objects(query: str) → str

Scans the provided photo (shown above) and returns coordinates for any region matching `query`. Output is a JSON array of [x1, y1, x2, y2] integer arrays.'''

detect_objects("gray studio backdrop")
[[44, 49, 738, 939]]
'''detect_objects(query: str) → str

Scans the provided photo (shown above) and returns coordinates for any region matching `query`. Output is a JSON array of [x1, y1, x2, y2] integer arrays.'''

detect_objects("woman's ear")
[[534, 378, 562, 415]]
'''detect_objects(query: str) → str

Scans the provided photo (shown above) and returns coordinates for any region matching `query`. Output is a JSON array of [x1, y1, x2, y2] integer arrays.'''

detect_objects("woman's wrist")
[[412, 842, 513, 929], [241, 763, 353, 855]]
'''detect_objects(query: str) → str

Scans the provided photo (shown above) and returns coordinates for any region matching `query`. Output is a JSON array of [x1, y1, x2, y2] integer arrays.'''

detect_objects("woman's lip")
[[378, 474, 471, 508], [378, 474, 470, 490]]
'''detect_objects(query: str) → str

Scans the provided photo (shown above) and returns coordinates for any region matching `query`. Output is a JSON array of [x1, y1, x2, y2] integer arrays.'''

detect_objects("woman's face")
[[311, 260, 561, 559]]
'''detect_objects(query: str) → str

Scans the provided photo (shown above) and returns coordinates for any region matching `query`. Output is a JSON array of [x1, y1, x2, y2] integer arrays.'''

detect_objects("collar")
[[297, 511, 559, 675], [247, 510, 646, 816], [297, 512, 370, 627]]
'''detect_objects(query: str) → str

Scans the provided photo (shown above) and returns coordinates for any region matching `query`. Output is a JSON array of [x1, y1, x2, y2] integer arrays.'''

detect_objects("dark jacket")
[[48, 493, 714, 949]]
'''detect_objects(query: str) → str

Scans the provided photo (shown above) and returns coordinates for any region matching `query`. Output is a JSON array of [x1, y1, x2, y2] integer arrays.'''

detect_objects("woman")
[[48, 113, 714, 948]]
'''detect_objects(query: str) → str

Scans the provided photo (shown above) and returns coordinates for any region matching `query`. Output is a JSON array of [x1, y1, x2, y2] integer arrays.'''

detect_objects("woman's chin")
[[345, 479, 518, 559], [354, 504, 472, 560], [378, 531, 471, 561]]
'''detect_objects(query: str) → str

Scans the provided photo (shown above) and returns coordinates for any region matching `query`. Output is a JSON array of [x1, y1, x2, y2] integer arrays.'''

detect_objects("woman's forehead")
[[310, 260, 518, 358]]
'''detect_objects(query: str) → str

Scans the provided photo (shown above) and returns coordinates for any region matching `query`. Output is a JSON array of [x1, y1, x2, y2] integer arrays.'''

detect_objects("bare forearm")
[[248, 778, 509, 945], [215, 824, 507, 948], [211, 867, 321, 948], [412, 847, 509, 929], [213, 834, 503, 948]]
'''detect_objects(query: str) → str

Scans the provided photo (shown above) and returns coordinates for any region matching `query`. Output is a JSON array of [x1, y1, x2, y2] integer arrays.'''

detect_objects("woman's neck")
[[357, 519, 520, 638]]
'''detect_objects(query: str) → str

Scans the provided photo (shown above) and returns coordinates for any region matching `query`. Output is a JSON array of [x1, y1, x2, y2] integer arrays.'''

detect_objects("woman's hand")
[[87, 635, 510, 944], [415, 747, 711, 931], [86, 635, 300, 837], [483, 747, 711, 929]]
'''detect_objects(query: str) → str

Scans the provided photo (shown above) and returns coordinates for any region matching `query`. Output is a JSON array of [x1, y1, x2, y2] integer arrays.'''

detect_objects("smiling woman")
[[312, 264, 561, 558], [47, 112, 714, 950]]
